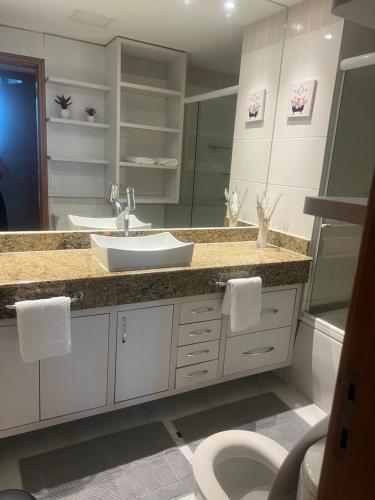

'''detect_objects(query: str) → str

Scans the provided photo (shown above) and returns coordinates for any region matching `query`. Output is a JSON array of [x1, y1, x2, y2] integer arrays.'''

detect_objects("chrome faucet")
[[109, 184, 122, 216], [123, 187, 136, 237]]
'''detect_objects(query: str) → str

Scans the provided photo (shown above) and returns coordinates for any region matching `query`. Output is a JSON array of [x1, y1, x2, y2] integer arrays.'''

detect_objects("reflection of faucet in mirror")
[[109, 184, 122, 217], [123, 187, 136, 237]]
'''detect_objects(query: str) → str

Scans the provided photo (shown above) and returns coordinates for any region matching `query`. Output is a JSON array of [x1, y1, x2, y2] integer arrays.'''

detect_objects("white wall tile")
[[268, 137, 326, 189], [280, 22, 343, 91], [267, 184, 318, 238], [273, 81, 335, 139], [290, 322, 343, 413], [0, 26, 44, 58], [231, 139, 271, 185]]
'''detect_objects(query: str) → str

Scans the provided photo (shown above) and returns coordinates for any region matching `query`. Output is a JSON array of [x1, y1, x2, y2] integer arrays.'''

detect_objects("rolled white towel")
[[124, 156, 156, 165], [155, 157, 179, 167]]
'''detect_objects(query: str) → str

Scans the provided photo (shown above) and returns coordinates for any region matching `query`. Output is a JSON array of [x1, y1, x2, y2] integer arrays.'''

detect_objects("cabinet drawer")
[[175, 360, 218, 388], [180, 298, 222, 324], [178, 319, 222, 346], [224, 327, 292, 376], [227, 289, 296, 337], [176, 340, 220, 368]]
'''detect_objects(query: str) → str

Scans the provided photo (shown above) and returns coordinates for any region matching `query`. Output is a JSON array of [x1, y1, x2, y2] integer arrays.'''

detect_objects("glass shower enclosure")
[[164, 91, 237, 227], [308, 62, 375, 331]]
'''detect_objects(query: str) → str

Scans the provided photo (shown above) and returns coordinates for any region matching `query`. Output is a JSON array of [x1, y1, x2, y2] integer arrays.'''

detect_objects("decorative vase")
[[60, 108, 69, 119], [87, 115, 95, 123], [256, 192, 282, 248]]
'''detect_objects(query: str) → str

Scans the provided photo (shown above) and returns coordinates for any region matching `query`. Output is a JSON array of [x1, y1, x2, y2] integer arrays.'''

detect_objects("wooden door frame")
[[0, 52, 48, 230], [317, 171, 375, 499]]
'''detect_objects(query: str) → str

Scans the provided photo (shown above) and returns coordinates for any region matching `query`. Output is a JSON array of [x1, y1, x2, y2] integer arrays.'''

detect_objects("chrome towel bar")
[[1, 291, 84, 310]]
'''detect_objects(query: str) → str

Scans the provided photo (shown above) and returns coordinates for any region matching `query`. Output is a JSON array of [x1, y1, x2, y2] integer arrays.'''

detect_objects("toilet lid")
[[300, 437, 326, 496]]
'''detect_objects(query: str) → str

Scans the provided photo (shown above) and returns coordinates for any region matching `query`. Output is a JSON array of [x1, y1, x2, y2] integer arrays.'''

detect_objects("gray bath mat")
[[20, 421, 193, 500], [173, 392, 310, 451]]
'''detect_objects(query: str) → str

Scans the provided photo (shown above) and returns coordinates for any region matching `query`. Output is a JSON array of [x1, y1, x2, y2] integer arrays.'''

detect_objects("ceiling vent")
[[69, 9, 113, 28]]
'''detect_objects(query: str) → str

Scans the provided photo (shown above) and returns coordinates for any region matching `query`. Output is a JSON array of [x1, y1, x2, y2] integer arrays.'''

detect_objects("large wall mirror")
[[0, 0, 287, 232]]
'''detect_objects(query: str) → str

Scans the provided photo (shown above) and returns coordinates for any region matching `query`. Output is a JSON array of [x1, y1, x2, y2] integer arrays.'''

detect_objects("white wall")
[[230, 0, 344, 239]]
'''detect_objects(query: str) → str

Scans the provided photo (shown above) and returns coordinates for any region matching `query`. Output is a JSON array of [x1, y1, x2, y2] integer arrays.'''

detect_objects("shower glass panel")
[[309, 64, 375, 331], [164, 93, 237, 227]]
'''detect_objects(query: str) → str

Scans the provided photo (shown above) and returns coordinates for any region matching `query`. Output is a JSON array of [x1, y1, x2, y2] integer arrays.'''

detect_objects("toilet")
[[296, 438, 326, 500], [193, 416, 329, 500]]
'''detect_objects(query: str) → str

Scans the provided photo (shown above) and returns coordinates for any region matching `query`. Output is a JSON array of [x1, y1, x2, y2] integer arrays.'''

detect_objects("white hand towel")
[[155, 157, 179, 167], [222, 277, 262, 333], [124, 156, 156, 165], [15, 296, 72, 363]]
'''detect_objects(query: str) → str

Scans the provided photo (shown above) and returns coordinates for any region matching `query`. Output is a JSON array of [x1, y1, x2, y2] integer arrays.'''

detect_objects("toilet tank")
[[296, 438, 326, 500]]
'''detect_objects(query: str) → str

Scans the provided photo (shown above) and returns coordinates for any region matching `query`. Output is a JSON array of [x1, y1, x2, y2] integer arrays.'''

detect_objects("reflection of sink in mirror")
[[67, 214, 151, 231], [90, 232, 194, 272]]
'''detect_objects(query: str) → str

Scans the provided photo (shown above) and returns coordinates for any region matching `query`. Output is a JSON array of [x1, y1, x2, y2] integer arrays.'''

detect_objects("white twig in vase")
[[225, 187, 248, 227], [256, 192, 282, 248]]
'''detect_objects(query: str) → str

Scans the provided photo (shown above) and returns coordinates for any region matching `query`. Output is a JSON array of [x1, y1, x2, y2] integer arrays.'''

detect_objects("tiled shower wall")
[[230, 0, 344, 239]]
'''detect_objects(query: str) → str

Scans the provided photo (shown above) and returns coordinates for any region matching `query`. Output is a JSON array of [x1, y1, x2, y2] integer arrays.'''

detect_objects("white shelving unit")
[[46, 76, 110, 92], [47, 156, 110, 165], [47, 117, 110, 129], [106, 37, 187, 204]]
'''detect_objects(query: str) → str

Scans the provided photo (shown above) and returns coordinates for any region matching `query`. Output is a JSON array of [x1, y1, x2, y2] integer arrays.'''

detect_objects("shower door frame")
[[0, 52, 48, 230]]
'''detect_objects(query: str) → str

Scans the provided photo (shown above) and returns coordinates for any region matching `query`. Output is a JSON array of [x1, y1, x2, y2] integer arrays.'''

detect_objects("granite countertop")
[[0, 242, 311, 318]]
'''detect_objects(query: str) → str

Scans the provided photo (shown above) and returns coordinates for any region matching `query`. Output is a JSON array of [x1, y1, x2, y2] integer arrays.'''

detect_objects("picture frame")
[[288, 79, 317, 118], [246, 89, 266, 123]]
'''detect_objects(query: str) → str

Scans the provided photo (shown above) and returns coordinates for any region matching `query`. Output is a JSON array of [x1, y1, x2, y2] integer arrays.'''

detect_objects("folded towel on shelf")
[[222, 277, 262, 333], [15, 296, 72, 363], [155, 157, 179, 167], [124, 156, 156, 165]]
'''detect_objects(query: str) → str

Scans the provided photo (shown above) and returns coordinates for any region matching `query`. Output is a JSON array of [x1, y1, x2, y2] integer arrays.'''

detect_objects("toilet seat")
[[193, 430, 288, 500]]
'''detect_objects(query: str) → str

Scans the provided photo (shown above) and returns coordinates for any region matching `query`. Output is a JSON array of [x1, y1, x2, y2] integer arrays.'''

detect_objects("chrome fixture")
[[1, 291, 84, 310], [123, 187, 136, 237], [109, 184, 122, 217]]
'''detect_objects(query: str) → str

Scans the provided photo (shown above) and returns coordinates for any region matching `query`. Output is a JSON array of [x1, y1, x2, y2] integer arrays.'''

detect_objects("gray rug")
[[20, 421, 193, 500], [173, 392, 310, 451]]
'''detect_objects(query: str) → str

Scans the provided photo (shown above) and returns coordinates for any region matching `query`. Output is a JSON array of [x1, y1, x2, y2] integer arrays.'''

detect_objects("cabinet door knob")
[[122, 316, 127, 344], [242, 346, 274, 356], [186, 369, 209, 378], [187, 349, 210, 357], [189, 329, 211, 337]]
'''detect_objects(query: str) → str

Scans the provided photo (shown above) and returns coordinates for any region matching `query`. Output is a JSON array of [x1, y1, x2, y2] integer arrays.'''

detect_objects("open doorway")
[[0, 52, 48, 230]]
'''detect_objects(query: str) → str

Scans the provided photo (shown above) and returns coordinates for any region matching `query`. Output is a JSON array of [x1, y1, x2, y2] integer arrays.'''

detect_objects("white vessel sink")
[[68, 214, 151, 231], [90, 232, 195, 271]]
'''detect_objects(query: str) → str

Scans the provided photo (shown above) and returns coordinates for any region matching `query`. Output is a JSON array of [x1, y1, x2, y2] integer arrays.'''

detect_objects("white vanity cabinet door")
[[40, 314, 109, 420], [115, 305, 173, 402], [0, 325, 39, 430]]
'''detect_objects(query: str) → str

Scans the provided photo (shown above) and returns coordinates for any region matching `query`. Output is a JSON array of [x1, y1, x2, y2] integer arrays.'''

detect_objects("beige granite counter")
[[0, 242, 311, 318]]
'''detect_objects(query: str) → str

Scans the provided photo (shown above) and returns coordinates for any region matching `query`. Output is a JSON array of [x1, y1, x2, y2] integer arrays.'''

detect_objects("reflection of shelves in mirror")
[[120, 161, 179, 170], [120, 122, 180, 133], [47, 117, 110, 129], [304, 196, 368, 225], [47, 156, 110, 165], [46, 76, 110, 92], [121, 81, 181, 97]]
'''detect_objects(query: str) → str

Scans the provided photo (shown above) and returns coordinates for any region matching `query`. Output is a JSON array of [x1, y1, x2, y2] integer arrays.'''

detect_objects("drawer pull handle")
[[187, 349, 210, 357], [261, 308, 279, 317], [191, 306, 214, 314], [121, 317, 127, 344], [186, 369, 209, 378], [242, 346, 274, 356], [189, 329, 212, 337]]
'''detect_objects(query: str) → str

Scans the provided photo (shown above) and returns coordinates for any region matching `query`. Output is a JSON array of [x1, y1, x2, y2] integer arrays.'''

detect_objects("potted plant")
[[54, 95, 72, 119], [84, 106, 97, 123]]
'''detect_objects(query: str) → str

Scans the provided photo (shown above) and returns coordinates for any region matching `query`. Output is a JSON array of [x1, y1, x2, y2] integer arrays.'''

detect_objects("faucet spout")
[[123, 187, 136, 236]]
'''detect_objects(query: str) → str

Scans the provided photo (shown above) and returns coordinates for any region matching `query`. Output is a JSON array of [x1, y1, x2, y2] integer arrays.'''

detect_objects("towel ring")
[[1, 291, 84, 310]]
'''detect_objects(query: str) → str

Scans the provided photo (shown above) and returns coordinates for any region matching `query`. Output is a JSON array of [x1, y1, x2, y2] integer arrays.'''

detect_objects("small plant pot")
[[87, 115, 95, 123], [60, 109, 70, 119]]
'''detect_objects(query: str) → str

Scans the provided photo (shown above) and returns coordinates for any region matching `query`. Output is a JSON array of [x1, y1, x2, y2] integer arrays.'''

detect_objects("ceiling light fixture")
[[224, 1, 236, 10]]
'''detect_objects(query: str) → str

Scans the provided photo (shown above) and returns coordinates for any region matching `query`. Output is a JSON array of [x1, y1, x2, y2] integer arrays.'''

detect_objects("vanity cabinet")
[[0, 325, 39, 431], [40, 314, 109, 419], [115, 305, 173, 402]]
